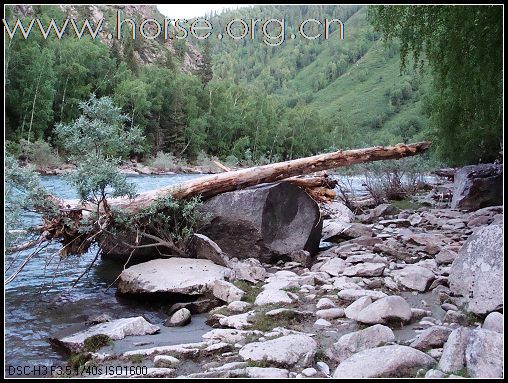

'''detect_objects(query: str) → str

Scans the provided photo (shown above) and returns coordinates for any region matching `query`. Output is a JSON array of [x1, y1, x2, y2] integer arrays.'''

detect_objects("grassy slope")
[[289, 7, 432, 147], [210, 5, 432, 149]]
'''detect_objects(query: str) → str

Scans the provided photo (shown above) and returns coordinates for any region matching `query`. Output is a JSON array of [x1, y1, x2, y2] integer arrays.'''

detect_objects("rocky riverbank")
[[48, 165, 503, 379], [33, 160, 220, 176]]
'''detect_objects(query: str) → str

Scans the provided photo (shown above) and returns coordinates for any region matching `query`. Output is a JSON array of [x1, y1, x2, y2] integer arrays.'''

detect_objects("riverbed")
[[3, 173, 373, 372]]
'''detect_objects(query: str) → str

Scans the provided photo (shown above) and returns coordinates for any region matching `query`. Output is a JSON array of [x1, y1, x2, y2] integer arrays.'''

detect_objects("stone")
[[117, 258, 231, 295], [449, 222, 503, 315], [465, 328, 503, 378], [332, 345, 435, 378], [199, 182, 322, 263], [124, 341, 209, 358], [166, 299, 220, 316], [451, 163, 503, 211], [239, 334, 317, 368], [338, 289, 387, 302], [341, 223, 374, 239], [343, 263, 385, 277], [363, 204, 399, 224], [438, 327, 472, 373], [265, 308, 311, 318], [314, 319, 332, 327], [316, 361, 330, 375], [321, 220, 350, 240], [153, 355, 180, 368], [212, 280, 245, 303], [52, 316, 159, 353], [327, 324, 395, 363], [378, 218, 411, 228], [435, 249, 459, 265], [345, 296, 372, 320], [301, 367, 317, 377], [321, 201, 355, 222], [318, 257, 347, 276], [441, 303, 458, 311], [166, 308, 191, 327], [482, 312, 503, 333], [316, 308, 345, 320], [228, 301, 252, 313], [393, 265, 435, 292], [353, 296, 412, 325], [245, 367, 289, 378], [228, 258, 266, 283], [409, 326, 452, 351], [427, 348, 443, 359], [425, 369, 446, 378], [254, 289, 293, 305], [202, 329, 263, 344], [189, 233, 229, 266], [218, 312, 254, 330], [346, 252, 388, 264], [443, 310, 467, 325], [316, 297, 335, 309]]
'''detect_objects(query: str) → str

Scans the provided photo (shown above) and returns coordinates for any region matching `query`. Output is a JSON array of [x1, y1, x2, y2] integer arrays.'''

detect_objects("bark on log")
[[62, 142, 431, 213]]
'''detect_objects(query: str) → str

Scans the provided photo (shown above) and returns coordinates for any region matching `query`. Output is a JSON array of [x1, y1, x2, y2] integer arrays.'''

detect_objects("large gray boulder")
[[438, 327, 472, 373], [117, 258, 231, 295], [327, 324, 395, 363], [347, 295, 412, 325], [198, 182, 322, 263], [51, 316, 159, 353], [409, 326, 452, 351], [332, 345, 436, 378], [451, 163, 503, 210], [448, 223, 503, 315], [438, 327, 503, 378], [393, 265, 435, 292], [239, 334, 317, 368], [465, 328, 503, 378]]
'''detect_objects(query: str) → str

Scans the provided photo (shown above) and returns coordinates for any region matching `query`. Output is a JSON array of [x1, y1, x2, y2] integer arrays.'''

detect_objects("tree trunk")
[[62, 141, 431, 213], [27, 71, 42, 143]]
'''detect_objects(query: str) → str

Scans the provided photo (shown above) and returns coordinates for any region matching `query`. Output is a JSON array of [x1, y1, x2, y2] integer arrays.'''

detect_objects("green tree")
[[198, 42, 213, 86], [54, 95, 140, 215], [54, 94, 145, 159], [369, 5, 503, 165]]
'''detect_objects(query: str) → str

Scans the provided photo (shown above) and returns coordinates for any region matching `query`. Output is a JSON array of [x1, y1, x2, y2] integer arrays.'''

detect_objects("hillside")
[[200, 5, 432, 149]]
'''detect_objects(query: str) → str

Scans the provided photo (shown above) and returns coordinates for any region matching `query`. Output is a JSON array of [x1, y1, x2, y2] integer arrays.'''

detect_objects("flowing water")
[[4, 174, 205, 373]]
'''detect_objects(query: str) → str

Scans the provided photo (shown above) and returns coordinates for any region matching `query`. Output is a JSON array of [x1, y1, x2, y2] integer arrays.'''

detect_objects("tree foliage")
[[369, 5, 503, 165]]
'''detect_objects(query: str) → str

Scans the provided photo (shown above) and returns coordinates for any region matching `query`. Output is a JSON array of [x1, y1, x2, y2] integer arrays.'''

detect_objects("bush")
[[18, 139, 62, 168], [150, 151, 187, 171], [195, 151, 220, 172], [224, 154, 239, 167], [361, 156, 437, 203]]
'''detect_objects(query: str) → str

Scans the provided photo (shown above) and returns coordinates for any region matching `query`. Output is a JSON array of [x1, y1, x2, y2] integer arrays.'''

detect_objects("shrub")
[[150, 151, 186, 171], [83, 334, 112, 352], [18, 139, 62, 168], [361, 156, 437, 203], [195, 151, 220, 172], [224, 154, 239, 167]]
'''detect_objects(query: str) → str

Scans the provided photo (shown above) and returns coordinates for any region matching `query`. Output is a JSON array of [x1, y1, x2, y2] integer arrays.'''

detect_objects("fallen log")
[[6, 142, 431, 280], [61, 141, 431, 213]]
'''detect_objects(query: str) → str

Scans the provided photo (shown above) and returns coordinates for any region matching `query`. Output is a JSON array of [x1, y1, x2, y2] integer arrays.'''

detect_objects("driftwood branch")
[[60, 142, 431, 213]]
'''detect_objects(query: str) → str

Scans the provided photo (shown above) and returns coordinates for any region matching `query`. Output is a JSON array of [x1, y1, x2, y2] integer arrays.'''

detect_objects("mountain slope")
[[201, 5, 432, 148]]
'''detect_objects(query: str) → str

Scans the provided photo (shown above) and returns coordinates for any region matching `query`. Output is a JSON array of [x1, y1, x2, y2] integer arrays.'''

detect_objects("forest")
[[4, 4, 503, 167]]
